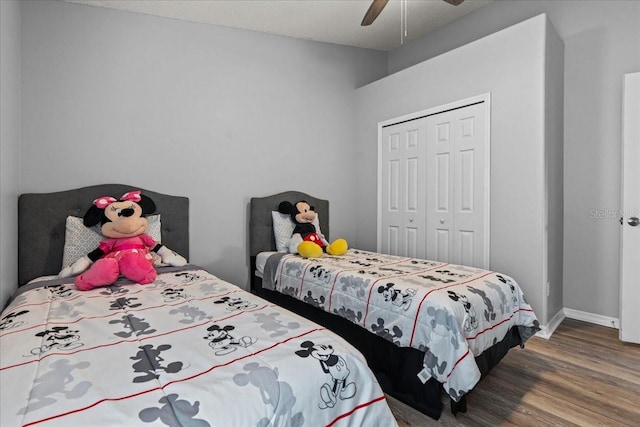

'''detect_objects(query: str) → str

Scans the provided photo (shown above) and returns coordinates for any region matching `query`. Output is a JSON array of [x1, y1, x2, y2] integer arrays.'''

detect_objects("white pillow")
[[62, 214, 162, 268], [272, 211, 295, 252], [271, 211, 323, 253]]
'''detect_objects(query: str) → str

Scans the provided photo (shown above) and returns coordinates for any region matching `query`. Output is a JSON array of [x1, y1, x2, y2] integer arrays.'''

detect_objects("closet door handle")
[[628, 217, 640, 226]]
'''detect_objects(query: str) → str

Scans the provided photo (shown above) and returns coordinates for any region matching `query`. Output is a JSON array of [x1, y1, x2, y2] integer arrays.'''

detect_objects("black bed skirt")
[[252, 277, 525, 420]]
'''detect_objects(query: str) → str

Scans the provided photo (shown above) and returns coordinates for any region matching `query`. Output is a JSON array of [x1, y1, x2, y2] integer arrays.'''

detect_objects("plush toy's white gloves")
[[157, 245, 187, 266], [59, 255, 93, 278]]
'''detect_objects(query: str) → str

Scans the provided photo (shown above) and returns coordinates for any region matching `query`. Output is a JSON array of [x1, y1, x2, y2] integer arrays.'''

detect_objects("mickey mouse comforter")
[[261, 249, 540, 402], [0, 266, 397, 427]]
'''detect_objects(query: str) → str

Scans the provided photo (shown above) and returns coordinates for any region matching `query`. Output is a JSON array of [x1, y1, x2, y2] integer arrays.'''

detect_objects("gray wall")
[[0, 0, 21, 308], [389, 0, 640, 322], [355, 14, 559, 325], [14, 0, 386, 300]]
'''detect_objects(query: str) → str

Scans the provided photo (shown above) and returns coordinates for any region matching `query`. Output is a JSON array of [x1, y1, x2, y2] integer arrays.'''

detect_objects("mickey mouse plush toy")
[[278, 200, 348, 258], [59, 190, 187, 290]]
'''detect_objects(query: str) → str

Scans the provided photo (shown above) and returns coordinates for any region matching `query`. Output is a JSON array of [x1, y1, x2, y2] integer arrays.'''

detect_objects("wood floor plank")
[[388, 319, 640, 426]]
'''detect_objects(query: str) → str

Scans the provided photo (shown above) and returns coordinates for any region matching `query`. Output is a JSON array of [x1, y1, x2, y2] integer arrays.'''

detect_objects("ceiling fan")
[[361, 0, 465, 26]]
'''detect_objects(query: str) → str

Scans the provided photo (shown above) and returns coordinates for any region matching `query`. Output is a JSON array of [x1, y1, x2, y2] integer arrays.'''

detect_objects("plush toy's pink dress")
[[74, 233, 157, 291]]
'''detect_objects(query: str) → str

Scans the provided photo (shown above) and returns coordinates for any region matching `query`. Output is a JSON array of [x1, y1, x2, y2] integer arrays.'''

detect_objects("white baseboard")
[[535, 308, 619, 339], [535, 308, 565, 339], [563, 308, 619, 329]]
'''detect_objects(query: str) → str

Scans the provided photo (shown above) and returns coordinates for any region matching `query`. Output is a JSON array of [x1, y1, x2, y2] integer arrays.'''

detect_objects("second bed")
[[249, 190, 540, 420]]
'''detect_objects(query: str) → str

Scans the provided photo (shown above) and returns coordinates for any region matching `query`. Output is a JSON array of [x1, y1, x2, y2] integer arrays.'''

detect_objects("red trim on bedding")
[[408, 271, 494, 346], [22, 327, 328, 426], [325, 394, 389, 427], [1, 291, 237, 339], [326, 269, 349, 313], [170, 328, 325, 383], [362, 262, 447, 329], [1, 304, 271, 372], [297, 262, 314, 299], [465, 307, 536, 341], [446, 348, 472, 379]]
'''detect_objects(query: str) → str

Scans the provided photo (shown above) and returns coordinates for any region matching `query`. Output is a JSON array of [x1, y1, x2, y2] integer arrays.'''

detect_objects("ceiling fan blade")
[[361, 0, 390, 26], [443, 0, 465, 5]]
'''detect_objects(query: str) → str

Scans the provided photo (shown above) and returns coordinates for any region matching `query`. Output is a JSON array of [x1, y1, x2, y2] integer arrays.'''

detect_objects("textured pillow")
[[62, 214, 162, 268], [271, 211, 323, 253], [272, 212, 295, 252]]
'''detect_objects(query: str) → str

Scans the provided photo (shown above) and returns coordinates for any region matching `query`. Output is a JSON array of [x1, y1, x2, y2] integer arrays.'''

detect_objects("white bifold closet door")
[[426, 102, 488, 267], [380, 119, 428, 258], [380, 101, 489, 268]]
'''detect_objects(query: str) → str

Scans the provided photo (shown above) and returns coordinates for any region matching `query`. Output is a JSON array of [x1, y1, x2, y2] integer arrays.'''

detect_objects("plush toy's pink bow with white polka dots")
[[93, 190, 142, 209]]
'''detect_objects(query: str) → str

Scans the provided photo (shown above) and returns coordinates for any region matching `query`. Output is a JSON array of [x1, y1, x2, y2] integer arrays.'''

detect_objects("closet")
[[359, 14, 564, 329], [379, 96, 489, 268]]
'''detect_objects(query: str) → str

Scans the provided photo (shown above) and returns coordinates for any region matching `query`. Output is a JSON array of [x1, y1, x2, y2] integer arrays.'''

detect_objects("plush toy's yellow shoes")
[[298, 241, 323, 258], [326, 238, 348, 256], [298, 239, 348, 258]]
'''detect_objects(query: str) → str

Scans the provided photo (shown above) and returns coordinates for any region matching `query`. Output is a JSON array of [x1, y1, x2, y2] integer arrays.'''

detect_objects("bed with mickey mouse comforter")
[[259, 249, 540, 405], [0, 266, 398, 427]]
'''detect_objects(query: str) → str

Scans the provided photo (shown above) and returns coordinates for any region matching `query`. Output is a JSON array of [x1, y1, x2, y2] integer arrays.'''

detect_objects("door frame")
[[377, 93, 491, 266]]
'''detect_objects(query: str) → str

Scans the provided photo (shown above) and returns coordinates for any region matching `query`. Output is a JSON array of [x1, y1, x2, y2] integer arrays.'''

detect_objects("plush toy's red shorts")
[[303, 232, 325, 248]]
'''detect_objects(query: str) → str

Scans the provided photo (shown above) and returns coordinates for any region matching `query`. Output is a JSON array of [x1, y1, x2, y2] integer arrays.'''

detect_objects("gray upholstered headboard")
[[249, 191, 329, 258], [18, 184, 189, 287]]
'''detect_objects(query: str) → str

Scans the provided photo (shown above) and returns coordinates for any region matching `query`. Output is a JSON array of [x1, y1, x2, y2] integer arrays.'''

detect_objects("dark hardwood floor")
[[388, 318, 640, 426]]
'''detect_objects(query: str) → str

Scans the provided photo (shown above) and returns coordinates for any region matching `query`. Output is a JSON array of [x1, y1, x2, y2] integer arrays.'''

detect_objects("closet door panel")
[[379, 98, 489, 267], [427, 102, 488, 268], [380, 121, 427, 257]]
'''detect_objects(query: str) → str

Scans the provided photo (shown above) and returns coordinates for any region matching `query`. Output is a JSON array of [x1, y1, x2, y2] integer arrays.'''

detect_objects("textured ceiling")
[[67, 0, 492, 51]]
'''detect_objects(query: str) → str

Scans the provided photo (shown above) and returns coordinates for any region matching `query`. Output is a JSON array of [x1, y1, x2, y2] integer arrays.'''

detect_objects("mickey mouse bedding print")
[[0, 266, 397, 427], [260, 249, 540, 402]]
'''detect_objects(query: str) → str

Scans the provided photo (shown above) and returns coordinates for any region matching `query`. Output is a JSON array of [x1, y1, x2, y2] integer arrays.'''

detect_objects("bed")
[[1, 184, 398, 427], [249, 191, 541, 420]]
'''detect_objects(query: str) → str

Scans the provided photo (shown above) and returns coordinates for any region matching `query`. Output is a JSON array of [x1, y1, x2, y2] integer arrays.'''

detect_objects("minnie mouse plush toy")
[[278, 200, 348, 258], [59, 190, 186, 290]]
